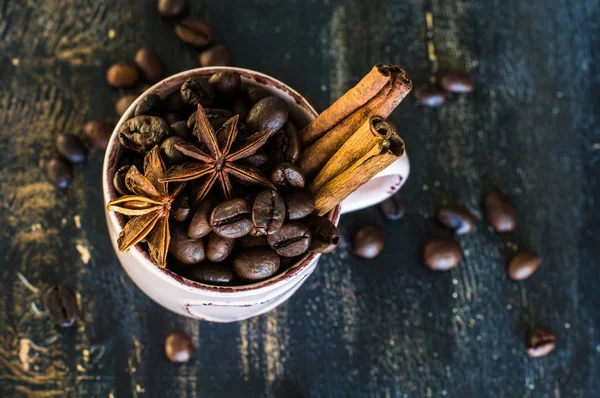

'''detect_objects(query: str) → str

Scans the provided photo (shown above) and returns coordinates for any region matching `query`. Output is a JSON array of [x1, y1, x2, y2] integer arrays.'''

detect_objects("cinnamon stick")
[[312, 133, 405, 216], [309, 117, 391, 193], [298, 68, 411, 179], [300, 64, 401, 147]]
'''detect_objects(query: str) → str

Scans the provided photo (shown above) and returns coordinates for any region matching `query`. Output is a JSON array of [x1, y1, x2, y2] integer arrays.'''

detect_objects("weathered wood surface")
[[0, 0, 598, 397]]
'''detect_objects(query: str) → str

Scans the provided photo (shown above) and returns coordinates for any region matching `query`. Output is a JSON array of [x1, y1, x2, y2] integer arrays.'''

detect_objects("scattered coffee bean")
[[440, 71, 473, 94], [267, 222, 311, 257], [160, 136, 187, 163], [45, 157, 73, 189], [199, 43, 231, 67], [172, 195, 191, 223], [135, 48, 163, 82], [135, 93, 163, 116], [180, 77, 215, 107], [188, 197, 216, 238], [271, 162, 305, 189], [118, 116, 169, 152], [239, 234, 268, 248], [306, 216, 339, 254], [106, 62, 139, 88], [271, 121, 300, 164], [113, 165, 131, 196], [56, 134, 88, 164], [169, 223, 205, 264], [209, 71, 241, 99], [284, 191, 315, 220], [44, 285, 78, 327], [423, 239, 462, 271], [246, 96, 289, 133], [353, 225, 385, 259], [164, 332, 193, 363], [233, 247, 280, 281], [525, 329, 556, 358], [484, 189, 517, 232], [252, 189, 286, 235], [508, 252, 540, 280], [414, 84, 446, 108], [203, 234, 233, 264], [175, 18, 212, 47], [437, 205, 475, 235], [83, 120, 112, 150], [157, 0, 187, 17], [210, 198, 253, 239], [115, 95, 138, 117], [378, 193, 405, 221], [187, 263, 235, 285]]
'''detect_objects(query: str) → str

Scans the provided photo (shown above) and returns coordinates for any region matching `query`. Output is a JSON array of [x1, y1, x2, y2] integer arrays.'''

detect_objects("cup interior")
[[102, 67, 341, 294]]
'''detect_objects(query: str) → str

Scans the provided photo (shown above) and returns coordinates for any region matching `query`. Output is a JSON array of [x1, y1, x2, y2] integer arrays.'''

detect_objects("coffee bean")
[[306, 216, 339, 254], [508, 252, 540, 280], [44, 285, 78, 327], [233, 247, 280, 281], [199, 43, 231, 67], [247, 85, 271, 105], [113, 165, 131, 196], [160, 136, 187, 163], [414, 84, 446, 107], [352, 225, 384, 259], [246, 96, 289, 133], [271, 162, 305, 189], [378, 193, 405, 221], [188, 108, 234, 132], [135, 94, 164, 116], [83, 120, 113, 150], [525, 329, 556, 358], [115, 95, 138, 117], [165, 113, 181, 125], [284, 191, 315, 220], [45, 157, 73, 189], [437, 205, 475, 235], [484, 189, 517, 232], [175, 18, 212, 47], [271, 121, 300, 164], [239, 234, 268, 248], [165, 90, 191, 114], [244, 152, 270, 170], [164, 332, 193, 363], [180, 77, 215, 107], [172, 195, 191, 223], [135, 48, 163, 82], [267, 222, 311, 257], [188, 197, 216, 238], [118, 116, 169, 152], [157, 0, 186, 17], [187, 263, 235, 285], [210, 198, 253, 239], [423, 239, 461, 271], [206, 233, 235, 262], [56, 133, 88, 163], [440, 71, 473, 94], [209, 71, 241, 99], [231, 96, 250, 121], [170, 121, 193, 140], [169, 223, 205, 264], [252, 189, 286, 235], [106, 62, 139, 88]]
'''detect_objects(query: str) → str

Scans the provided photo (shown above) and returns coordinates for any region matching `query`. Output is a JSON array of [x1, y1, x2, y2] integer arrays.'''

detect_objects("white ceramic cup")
[[102, 67, 410, 322]]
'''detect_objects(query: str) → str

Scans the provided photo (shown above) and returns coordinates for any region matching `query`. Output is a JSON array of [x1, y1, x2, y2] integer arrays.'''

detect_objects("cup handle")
[[339, 153, 410, 214]]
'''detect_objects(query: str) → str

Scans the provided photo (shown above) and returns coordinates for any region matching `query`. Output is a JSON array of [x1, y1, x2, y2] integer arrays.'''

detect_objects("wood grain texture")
[[0, 0, 598, 397]]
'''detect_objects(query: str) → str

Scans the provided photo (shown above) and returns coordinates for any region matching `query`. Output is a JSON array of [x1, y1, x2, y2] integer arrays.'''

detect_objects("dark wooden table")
[[1, 0, 598, 397]]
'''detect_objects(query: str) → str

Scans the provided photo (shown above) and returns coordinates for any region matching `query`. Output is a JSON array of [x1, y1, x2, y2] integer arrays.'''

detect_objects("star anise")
[[160, 104, 276, 205], [107, 146, 184, 268]]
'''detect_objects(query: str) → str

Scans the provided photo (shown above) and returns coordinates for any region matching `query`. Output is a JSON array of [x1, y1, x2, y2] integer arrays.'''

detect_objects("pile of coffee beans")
[[414, 70, 473, 108], [112, 71, 339, 285]]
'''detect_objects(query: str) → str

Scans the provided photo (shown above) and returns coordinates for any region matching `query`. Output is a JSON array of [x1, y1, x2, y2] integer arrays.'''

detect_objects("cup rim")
[[102, 67, 341, 296]]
